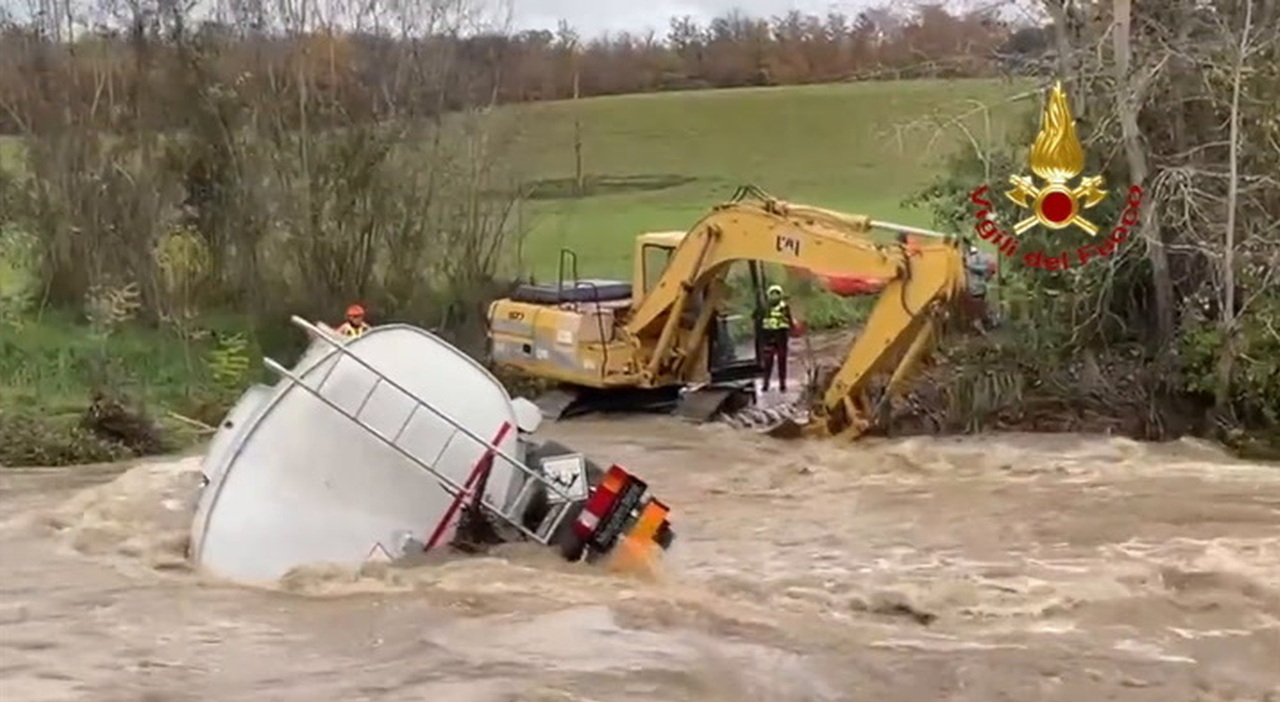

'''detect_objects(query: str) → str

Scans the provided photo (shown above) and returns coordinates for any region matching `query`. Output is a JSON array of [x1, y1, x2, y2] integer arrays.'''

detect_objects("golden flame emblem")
[[1006, 81, 1107, 235]]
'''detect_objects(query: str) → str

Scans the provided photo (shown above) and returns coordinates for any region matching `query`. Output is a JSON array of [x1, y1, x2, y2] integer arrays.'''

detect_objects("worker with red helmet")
[[336, 303, 371, 338]]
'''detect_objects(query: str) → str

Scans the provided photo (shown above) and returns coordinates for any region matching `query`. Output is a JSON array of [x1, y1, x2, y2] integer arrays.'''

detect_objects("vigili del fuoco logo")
[[968, 81, 1143, 270]]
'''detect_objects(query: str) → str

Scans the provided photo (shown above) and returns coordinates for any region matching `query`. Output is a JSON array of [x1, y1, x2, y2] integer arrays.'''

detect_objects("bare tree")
[[0, 0, 527, 345], [1112, 0, 1174, 343]]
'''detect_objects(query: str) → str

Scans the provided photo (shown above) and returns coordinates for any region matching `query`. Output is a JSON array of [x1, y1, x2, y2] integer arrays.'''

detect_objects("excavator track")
[[714, 374, 812, 437], [715, 364, 827, 438], [718, 402, 810, 438]]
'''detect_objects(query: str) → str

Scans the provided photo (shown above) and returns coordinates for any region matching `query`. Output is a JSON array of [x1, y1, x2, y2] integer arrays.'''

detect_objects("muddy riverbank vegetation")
[[0, 0, 1277, 465], [902, 0, 1280, 458]]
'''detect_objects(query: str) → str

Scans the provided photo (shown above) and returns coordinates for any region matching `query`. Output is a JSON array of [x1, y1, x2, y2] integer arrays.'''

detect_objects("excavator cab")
[[635, 232, 766, 384], [706, 266, 771, 384]]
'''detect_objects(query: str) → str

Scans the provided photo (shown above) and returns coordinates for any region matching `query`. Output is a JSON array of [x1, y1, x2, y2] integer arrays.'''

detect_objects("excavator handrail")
[[726, 184, 955, 241]]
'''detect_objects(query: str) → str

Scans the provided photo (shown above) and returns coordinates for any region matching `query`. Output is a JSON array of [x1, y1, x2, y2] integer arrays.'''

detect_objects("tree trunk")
[[1213, 0, 1254, 411], [1112, 0, 1175, 344], [1042, 0, 1075, 79], [572, 62, 584, 197]]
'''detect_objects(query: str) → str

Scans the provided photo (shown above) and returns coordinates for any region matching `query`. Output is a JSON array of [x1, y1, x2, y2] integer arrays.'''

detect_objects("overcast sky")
[[509, 0, 879, 38]]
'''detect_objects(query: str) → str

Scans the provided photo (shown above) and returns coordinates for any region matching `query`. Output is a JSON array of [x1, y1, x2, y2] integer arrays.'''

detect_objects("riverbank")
[[5, 325, 1275, 469]]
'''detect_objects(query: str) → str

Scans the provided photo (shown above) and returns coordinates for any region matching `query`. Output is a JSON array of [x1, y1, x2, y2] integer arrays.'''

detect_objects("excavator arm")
[[811, 241, 967, 439], [623, 188, 971, 439], [626, 197, 903, 335]]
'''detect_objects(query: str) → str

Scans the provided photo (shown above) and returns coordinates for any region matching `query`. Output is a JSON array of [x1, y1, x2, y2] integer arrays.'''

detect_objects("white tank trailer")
[[189, 317, 674, 584]]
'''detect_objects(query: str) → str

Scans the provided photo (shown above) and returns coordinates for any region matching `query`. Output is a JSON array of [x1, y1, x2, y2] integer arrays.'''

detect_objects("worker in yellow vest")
[[757, 285, 794, 393], [336, 303, 371, 338]]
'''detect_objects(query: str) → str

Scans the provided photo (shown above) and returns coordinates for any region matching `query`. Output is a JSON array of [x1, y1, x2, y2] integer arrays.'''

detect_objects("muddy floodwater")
[[2, 419, 1279, 701]]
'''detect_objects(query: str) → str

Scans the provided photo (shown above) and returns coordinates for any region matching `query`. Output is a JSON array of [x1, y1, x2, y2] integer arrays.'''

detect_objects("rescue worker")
[[757, 284, 794, 393], [336, 303, 371, 337], [963, 244, 999, 329]]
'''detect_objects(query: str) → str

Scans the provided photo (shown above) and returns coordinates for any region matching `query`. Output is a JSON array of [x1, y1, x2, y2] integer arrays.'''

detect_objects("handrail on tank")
[[281, 315, 573, 502], [263, 356, 553, 546], [258, 318, 579, 546]]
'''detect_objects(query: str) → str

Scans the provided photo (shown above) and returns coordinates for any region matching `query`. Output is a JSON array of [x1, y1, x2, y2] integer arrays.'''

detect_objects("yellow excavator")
[[488, 186, 991, 440]]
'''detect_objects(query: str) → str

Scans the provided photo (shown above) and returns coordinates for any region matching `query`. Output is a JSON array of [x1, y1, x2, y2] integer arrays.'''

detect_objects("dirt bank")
[[793, 329, 1236, 448]]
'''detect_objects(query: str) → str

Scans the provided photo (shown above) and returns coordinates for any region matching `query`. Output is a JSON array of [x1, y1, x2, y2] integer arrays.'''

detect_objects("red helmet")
[[346, 304, 365, 318]]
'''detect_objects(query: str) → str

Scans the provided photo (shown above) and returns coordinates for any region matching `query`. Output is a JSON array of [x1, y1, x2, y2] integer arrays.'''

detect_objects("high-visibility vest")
[[762, 300, 789, 330], [337, 322, 369, 337]]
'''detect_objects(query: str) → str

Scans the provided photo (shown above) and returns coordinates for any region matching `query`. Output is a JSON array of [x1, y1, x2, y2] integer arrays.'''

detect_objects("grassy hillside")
[[0, 78, 1035, 463], [0, 78, 1033, 283], [506, 78, 1032, 279]]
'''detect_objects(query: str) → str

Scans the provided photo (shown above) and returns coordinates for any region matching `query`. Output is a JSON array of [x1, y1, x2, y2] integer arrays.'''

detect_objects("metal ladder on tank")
[[260, 316, 581, 549]]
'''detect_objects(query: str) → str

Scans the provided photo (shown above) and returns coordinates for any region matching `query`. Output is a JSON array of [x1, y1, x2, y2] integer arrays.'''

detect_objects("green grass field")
[[0, 78, 1034, 463], [507, 78, 1031, 279]]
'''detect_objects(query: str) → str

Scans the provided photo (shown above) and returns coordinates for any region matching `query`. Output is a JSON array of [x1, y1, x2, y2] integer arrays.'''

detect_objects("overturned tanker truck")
[[189, 316, 674, 583]]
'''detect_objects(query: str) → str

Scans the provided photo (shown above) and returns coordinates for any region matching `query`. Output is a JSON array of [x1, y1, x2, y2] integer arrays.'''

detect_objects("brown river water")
[[2, 418, 1279, 701]]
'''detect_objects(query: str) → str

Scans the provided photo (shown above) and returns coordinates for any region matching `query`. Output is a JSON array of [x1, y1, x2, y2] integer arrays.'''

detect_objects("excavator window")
[[706, 262, 766, 381], [642, 244, 674, 295]]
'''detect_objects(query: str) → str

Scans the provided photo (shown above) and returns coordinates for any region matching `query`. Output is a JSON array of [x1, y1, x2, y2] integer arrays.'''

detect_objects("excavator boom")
[[628, 199, 908, 334]]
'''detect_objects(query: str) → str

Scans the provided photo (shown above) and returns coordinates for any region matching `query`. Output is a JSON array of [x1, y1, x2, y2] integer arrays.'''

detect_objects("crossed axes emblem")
[[1006, 174, 1107, 236]]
